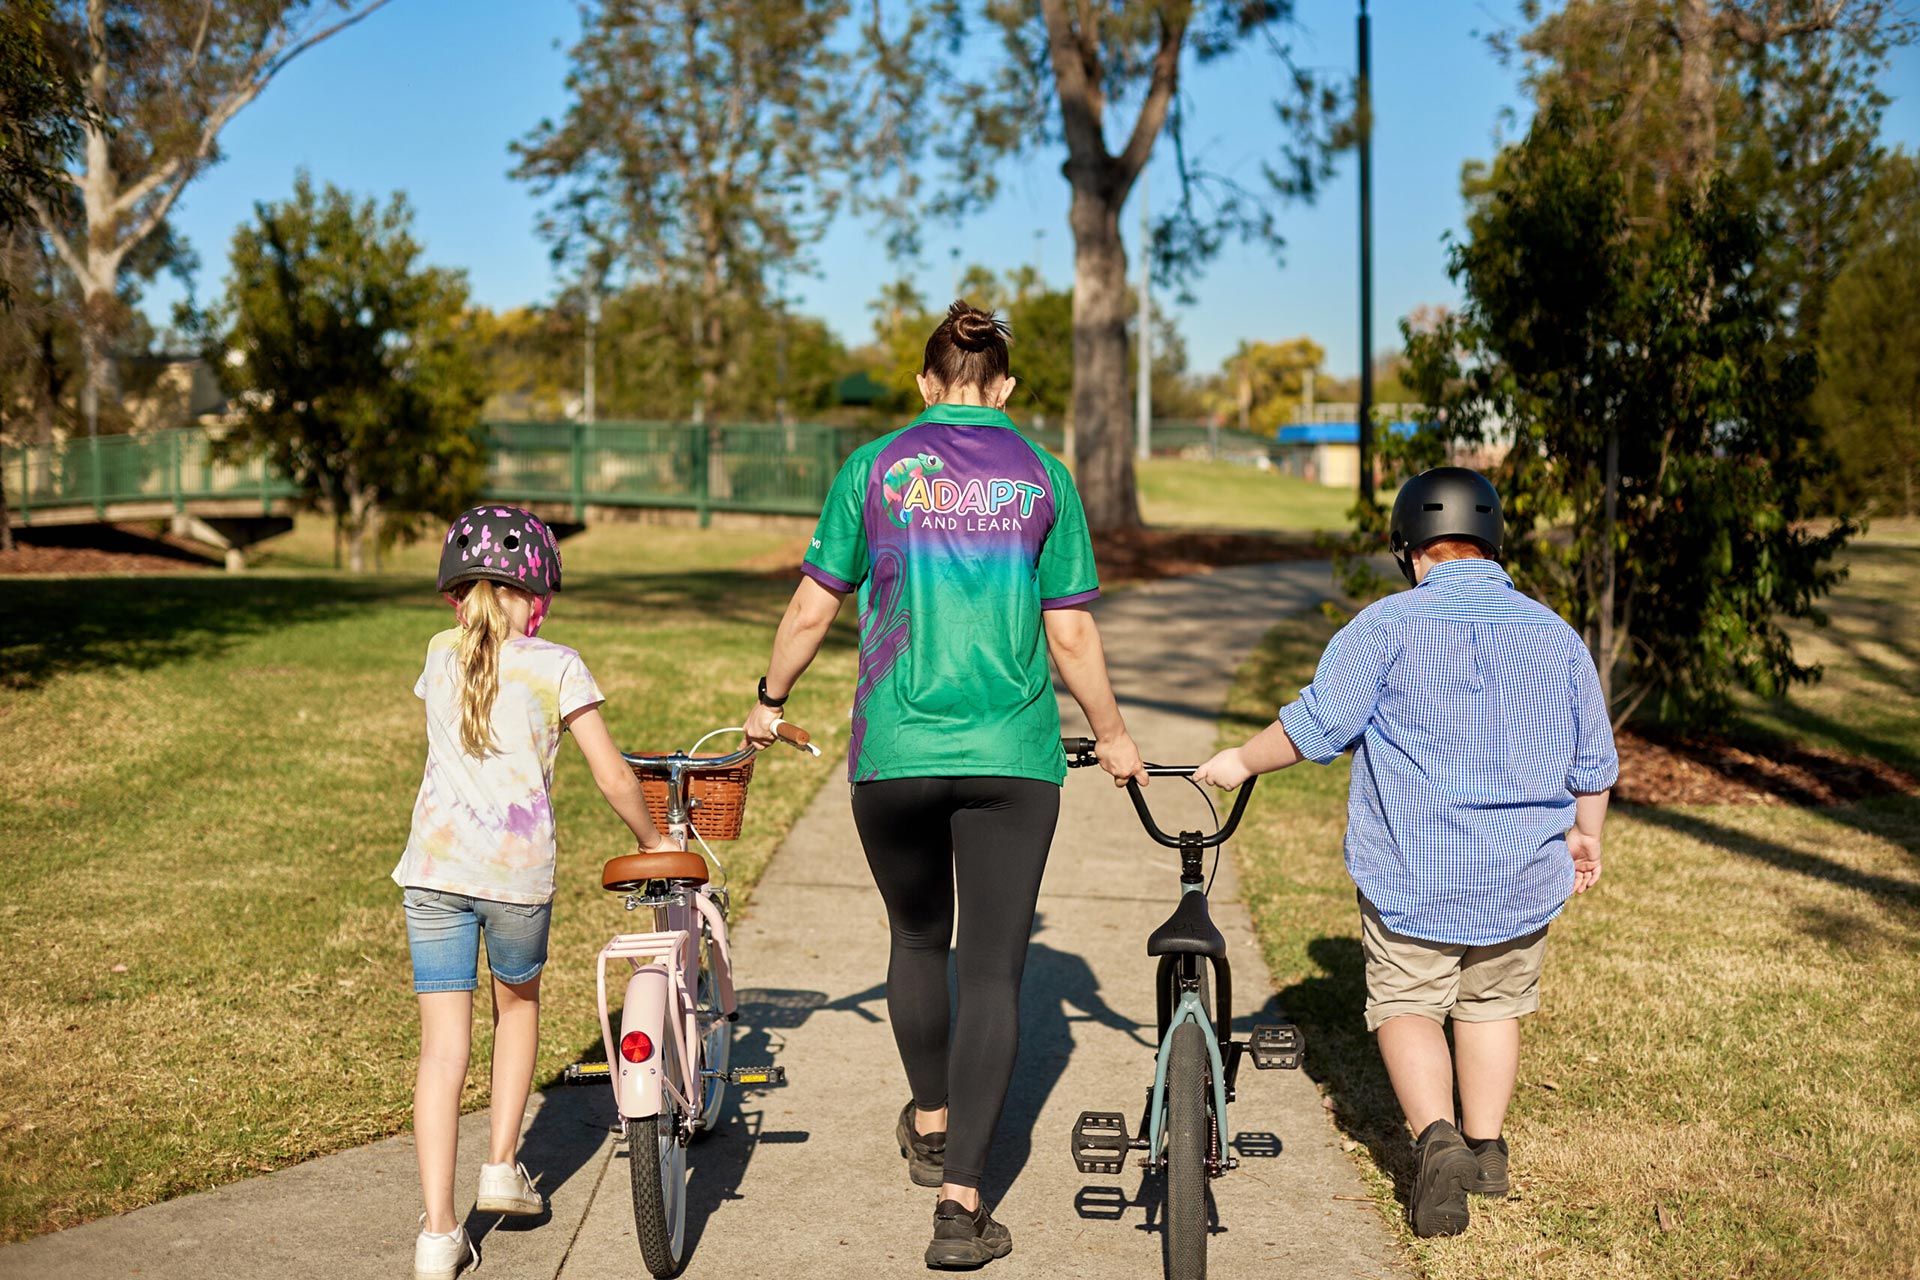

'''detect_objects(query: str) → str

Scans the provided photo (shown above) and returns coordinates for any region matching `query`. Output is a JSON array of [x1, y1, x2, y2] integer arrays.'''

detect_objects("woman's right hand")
[[1096, 731, 1148, 789], [744, 700, 784, 748]]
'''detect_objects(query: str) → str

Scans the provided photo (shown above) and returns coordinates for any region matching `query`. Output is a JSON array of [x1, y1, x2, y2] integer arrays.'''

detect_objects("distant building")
[[1273, 405, 1506, 487]]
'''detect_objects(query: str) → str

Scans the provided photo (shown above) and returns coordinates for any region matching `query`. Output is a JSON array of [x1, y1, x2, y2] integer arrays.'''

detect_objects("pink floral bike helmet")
[[437, 505, 563, 634]]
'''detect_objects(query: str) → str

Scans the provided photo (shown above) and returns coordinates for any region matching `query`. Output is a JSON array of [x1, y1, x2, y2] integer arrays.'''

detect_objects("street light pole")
[[583, 284, 600, 424], [1356, 0, 1375, 505]]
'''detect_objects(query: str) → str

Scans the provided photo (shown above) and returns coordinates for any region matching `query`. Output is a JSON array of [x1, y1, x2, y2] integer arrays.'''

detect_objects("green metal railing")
[[4, 422, 863, 528], [7, 427, 298, 523]]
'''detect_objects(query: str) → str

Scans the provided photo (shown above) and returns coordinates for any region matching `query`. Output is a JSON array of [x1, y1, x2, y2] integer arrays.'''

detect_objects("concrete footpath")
[[2, 562, 1404, 1280]]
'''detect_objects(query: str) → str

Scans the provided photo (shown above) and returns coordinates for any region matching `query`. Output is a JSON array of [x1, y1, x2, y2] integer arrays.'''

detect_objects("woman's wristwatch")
[[757, 676, 789, 709]]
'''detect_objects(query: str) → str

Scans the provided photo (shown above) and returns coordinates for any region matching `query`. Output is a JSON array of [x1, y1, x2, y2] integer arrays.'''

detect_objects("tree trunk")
[[1595, 428, 1620, 711], [1674, 0, 1718, 193], [345, 482, 374, 573], [1068, 187, 1139, 530], [0, 435, 13, 554]]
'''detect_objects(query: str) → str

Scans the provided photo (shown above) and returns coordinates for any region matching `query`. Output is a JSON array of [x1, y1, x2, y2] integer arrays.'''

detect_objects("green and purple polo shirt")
[[802, 404, 1100, 785]]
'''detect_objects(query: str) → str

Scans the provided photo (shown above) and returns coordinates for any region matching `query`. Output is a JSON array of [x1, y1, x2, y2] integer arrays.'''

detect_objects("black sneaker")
[[1409, 1120, 1479, 1238], [1468, 1135, 1509, 1198], [925, 1198, 1012, 1270], [896, 1100, 946, 1188]]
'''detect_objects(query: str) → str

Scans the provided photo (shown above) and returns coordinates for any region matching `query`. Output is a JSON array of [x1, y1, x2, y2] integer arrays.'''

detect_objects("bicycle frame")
[[1145, 940, 1233, 1170], [595, 873, 735, 1130], [596, 734, 762, 1136]]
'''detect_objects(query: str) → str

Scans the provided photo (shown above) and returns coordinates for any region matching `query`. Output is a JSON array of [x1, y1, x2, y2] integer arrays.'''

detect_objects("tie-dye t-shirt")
[[392, 629, 605, 904], [802, 403, 1100, 785]]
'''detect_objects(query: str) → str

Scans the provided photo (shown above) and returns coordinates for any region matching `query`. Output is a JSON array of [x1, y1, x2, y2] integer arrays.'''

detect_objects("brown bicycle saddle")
[[601, 849, 709, 890]]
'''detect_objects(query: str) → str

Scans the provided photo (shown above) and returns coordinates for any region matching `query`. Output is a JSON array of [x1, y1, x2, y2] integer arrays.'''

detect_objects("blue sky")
[[140, 0, 1920, 378]]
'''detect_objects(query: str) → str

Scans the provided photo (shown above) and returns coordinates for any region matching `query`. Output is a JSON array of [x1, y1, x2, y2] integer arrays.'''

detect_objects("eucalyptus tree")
[[25, 0, 393, 438], [903, 1, 1345, 529], [512, 0, 906, 421]]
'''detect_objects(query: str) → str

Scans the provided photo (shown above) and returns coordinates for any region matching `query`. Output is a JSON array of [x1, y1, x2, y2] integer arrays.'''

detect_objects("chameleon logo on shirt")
[[882, 453, 946, 527]]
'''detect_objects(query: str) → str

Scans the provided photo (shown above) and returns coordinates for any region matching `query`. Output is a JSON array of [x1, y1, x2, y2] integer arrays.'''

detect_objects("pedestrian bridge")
[[5, 422, 858, 568]]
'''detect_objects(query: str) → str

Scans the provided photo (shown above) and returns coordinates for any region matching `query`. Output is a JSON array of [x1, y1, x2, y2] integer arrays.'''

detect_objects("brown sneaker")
[[895, 1100, 946, 1188], [1409, 1120, 1478, 1238], [1468, 1135, 1509, 1198]]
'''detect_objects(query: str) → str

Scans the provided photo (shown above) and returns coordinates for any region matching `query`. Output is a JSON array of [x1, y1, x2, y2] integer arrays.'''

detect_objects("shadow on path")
[[985, 915, 1156, 1206], [1276, 938, 1414, 1211]]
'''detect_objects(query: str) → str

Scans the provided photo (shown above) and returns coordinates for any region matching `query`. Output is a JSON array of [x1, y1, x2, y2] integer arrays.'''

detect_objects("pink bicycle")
[[562, 720, 819, 1278]]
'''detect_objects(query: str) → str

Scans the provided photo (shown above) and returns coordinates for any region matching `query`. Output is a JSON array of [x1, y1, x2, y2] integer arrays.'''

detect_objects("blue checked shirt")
[[1278, 559, 1619, 946]]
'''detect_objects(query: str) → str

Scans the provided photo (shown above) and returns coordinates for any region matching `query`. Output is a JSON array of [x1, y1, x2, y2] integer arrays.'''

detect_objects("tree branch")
[[24, 194, 87, 283], [1039, 0, 1109, 169], [1114, 10, 1186, 188]]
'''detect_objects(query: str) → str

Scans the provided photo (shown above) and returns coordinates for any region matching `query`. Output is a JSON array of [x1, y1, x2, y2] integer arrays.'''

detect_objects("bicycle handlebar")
[[624, 721, 819, 772], [1061, 736, 1256, 849]]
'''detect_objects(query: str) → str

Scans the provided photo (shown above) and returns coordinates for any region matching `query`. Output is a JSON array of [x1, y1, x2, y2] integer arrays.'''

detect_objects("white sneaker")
[[475, 1161, 544, 1216], [414, 1219, 477, 1280]]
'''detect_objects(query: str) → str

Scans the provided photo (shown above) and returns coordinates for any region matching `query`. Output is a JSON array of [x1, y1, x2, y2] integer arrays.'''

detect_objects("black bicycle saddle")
[[1146, 892, 1227, 959]]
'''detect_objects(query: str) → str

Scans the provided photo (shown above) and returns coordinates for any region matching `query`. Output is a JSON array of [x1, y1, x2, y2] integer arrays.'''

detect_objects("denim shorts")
[[402, 888, 552, 993]]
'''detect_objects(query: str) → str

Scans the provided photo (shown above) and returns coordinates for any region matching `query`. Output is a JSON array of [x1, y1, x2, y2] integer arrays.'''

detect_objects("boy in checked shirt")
[[1195, 467, 1617, 1238]]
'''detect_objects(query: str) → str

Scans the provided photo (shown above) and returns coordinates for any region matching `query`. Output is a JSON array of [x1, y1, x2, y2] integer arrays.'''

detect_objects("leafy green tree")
[[906, 1, 1344, 530], [25, 1, 393, 440], [1816, 150, 1920, 516], [1396, 107, 1850, 727], [208, 174, 486, 572], [512, 0, 889, 421], [1495, 0, 1911, 351]]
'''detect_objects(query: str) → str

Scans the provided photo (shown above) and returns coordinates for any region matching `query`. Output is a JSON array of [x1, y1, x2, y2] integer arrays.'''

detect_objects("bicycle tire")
[[629, 1035, 689, 1278], [1165, 1019, 1209, 1280], [694, 937, 731, 1136]]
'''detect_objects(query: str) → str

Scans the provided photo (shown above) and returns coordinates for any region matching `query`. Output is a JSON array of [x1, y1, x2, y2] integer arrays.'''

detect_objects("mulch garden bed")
[[0, 524, 220, 575], [1615, 729, 1916, 807], [1091, 527, 1326, 583]]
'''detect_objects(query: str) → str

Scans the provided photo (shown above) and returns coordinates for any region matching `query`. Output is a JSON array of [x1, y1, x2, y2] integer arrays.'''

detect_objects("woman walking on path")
[[745, 302, 1147, 1269]]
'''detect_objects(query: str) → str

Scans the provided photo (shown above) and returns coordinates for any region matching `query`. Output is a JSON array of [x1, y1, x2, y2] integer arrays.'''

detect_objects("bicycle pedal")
[[726, 1065, 786, 1088], [561, 1061, 612, 1085], [1249, 1023, 1304, 1070], [1070, 1111, 1131, 1176]]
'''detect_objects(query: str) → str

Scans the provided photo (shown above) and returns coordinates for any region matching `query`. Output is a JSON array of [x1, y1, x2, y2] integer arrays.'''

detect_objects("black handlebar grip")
[[1061, 736, 1098, 765]]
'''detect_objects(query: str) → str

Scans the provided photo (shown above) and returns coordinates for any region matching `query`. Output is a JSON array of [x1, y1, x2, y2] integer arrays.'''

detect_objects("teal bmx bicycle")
[[1062, 737, 1304, 1280]]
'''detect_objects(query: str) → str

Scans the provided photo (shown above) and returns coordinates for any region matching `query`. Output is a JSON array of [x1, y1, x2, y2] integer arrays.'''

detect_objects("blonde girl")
[[394, 505, 673, 1280]]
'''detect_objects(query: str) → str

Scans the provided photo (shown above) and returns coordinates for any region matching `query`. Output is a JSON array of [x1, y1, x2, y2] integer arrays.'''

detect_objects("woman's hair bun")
[[947, 302, 1006, 353], [922, 298, 1012, 390]]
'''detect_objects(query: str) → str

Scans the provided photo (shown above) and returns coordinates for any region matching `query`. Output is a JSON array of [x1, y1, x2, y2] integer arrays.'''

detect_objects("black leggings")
[[851, 775, 1060, 1189]]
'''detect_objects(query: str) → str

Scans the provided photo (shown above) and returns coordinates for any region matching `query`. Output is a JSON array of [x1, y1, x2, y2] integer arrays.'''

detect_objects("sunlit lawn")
[[1137, 457, 1358, 532], [1222, 543, 1920, 1280], [0, 542, 856, 1241]]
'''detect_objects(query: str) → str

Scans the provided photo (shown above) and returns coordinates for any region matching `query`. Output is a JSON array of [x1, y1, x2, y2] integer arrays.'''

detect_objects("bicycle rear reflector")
[[1249, 1023, 1304, 1070], [1071, 1112, 1132, 1176], [620, 1030, 655, 1063]]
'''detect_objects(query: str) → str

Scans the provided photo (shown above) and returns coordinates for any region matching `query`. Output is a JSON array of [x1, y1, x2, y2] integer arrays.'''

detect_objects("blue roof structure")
[[1276, 421, 1417, 444]]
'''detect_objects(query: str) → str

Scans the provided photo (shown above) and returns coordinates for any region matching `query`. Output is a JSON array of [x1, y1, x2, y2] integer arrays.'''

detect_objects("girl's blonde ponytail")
[[456, 580, 512, 757]]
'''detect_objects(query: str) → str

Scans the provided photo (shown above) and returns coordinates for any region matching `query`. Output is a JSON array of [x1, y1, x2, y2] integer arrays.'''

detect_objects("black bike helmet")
[[437, 505, 562, 598], [1388, 466, 1503, 585]]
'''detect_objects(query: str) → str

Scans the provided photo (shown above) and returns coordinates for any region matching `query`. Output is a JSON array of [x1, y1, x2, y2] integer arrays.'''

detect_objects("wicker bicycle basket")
[[632, 753, 757, 841]]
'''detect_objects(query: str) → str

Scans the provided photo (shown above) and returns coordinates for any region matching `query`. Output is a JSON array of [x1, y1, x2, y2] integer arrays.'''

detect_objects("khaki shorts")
[[1358, 892, 1548, 1031]]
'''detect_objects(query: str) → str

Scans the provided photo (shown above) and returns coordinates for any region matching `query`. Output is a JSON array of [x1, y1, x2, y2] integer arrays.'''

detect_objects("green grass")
[[1220, 547, 1920, 1280], [1137, 458, 1357, 532], [0, 542, 856, 1242]]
